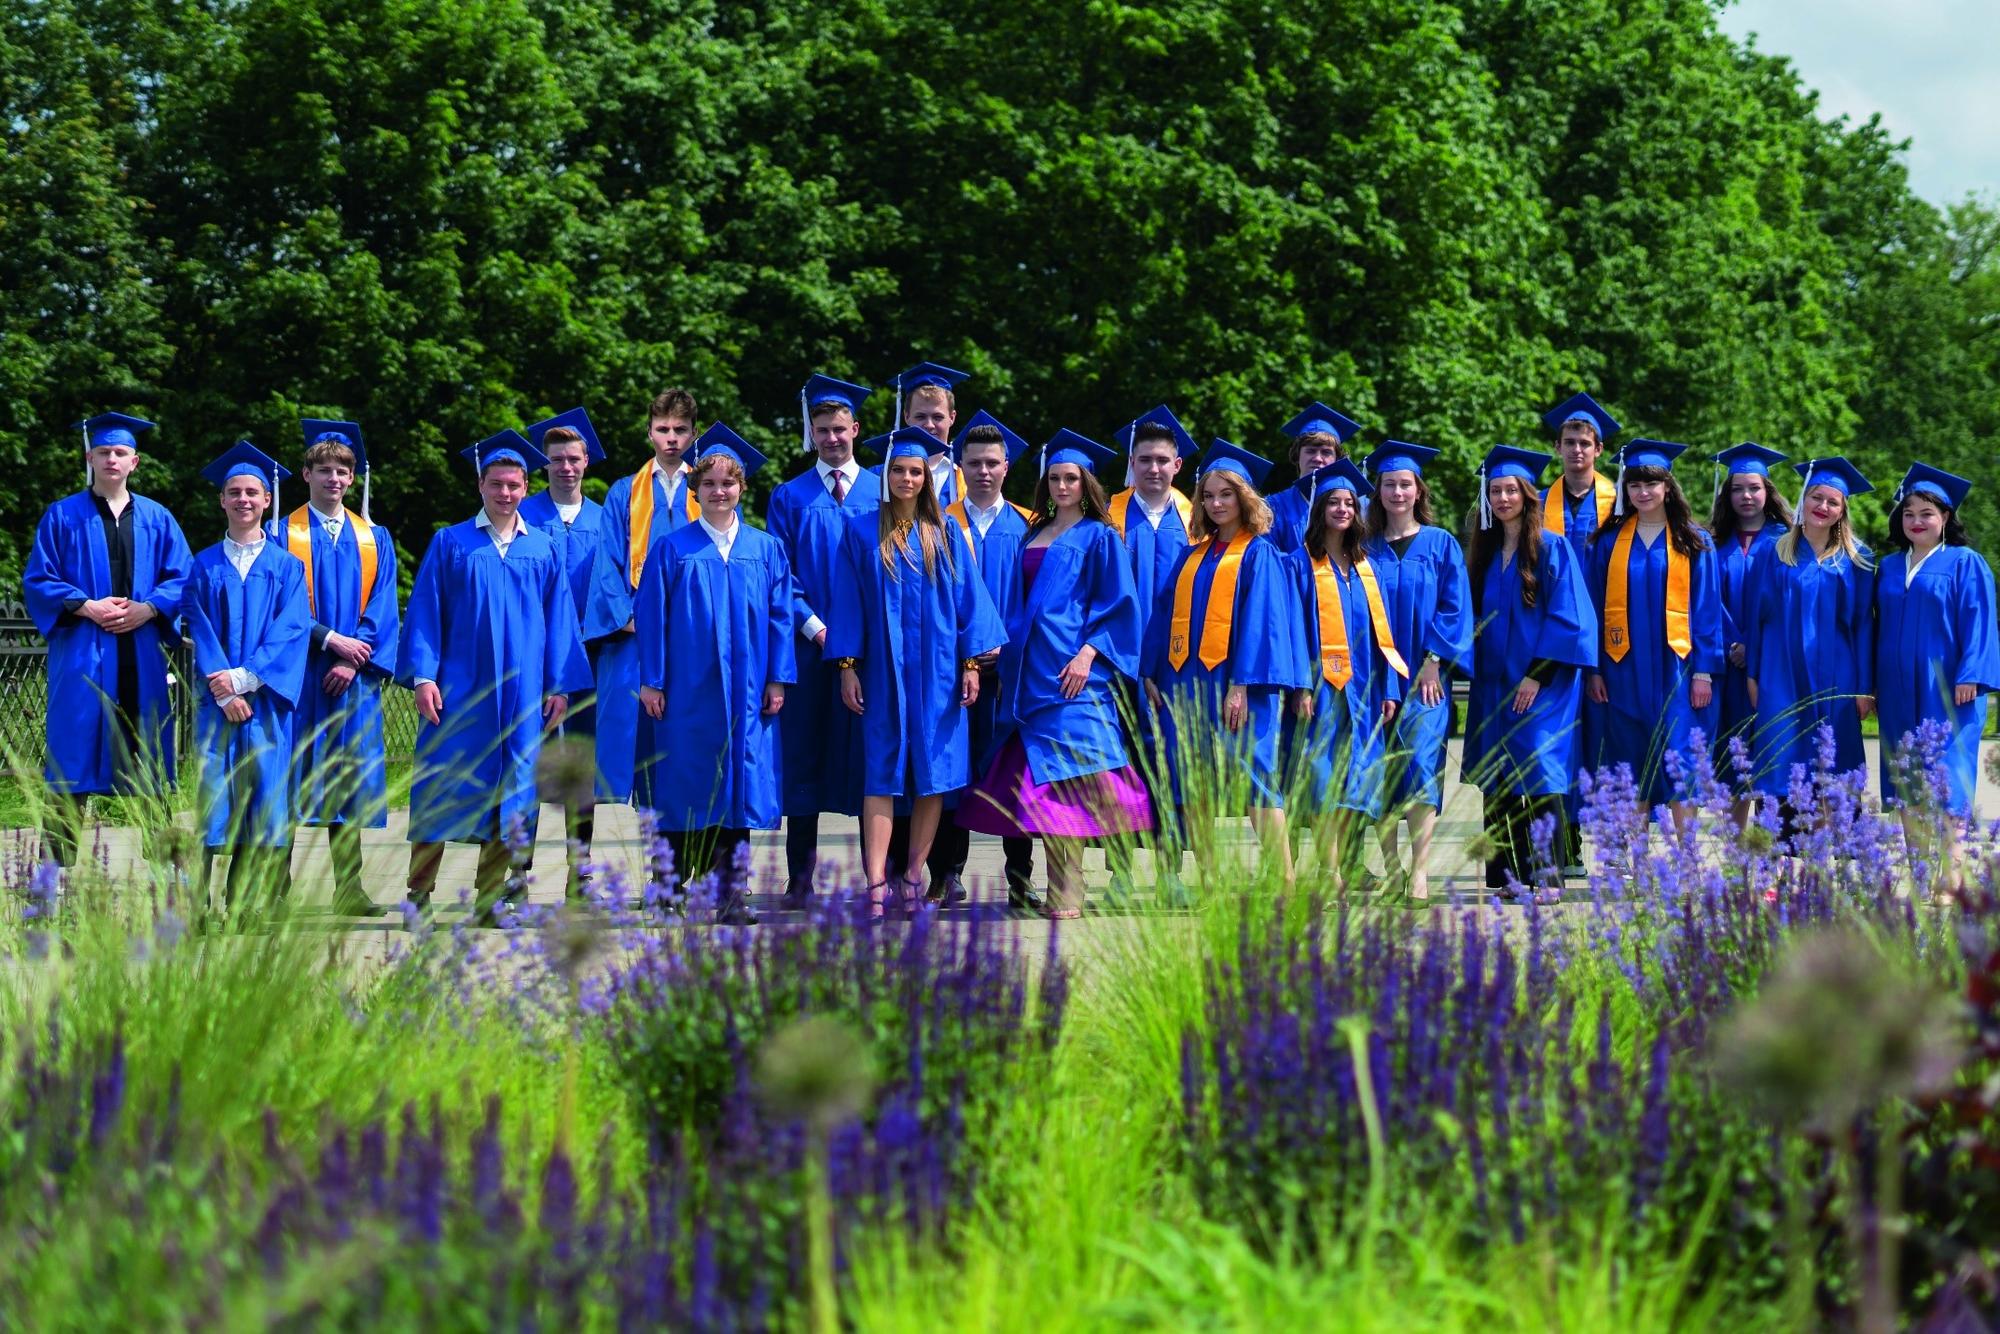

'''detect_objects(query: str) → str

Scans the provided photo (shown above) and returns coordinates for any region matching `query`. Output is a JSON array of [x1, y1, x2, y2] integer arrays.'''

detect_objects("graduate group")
[[20, 367, 2000, 925]]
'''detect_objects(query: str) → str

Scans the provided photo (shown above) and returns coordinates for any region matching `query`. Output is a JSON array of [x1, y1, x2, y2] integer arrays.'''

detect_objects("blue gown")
[[765, 466, 881, 817], [1583, 525, 1725, 807], [290, 512, 400, 829], [1715, 524, 1786, 765], [1461, 539, 1596, 796], [1266, 486, 1313, 554], [593, 465, 695, 801], [1363, 527, 1474, 810], [184, 543, 312, 848], [1110, 489, 1193, 655], [396, 520, 591, 843], [1142, 533, 1309, 809], [1284, 549, 1404, 819], [950, 502, 1032, 778], [22, 492, 192, 795], [1873, 545, 2000, 817], [992, 520, 1143, 782], [826, 517, 1007, 800], [1744, 542, 1874, 799], [520, 491, 619, 797], [1547, 481, 1613, 559], [632, 522, 798, 831]]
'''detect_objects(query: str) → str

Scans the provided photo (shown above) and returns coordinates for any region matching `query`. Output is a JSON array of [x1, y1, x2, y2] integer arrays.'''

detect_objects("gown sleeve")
[[184, 563, 228, 683], [1851, 548, 1876, 697], [824, 523, 867, 663], [1081, 524, 1143, 678], [1141, 548, 1188, 682], [1953, 549, 2000, 692], [1424, 532, 1475, 677], [146, 510, 195, 630], [1742, 544, 1774, 685], [244, 558, 312, 709], [395, 534, 447, 689], [357, 525, 402, 679], [1225, 540, 1308, 689], [545, 551, 592, 698], [950, 525, 1007, 659], [23, 505, 88, 636], [635, 540, 675, 692], [1533, 539, 1597, 672], [1690, 535, 1726, 678], [768, 543, 800, 687]]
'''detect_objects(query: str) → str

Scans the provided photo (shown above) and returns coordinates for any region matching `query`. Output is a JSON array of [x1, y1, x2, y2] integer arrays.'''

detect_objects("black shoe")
[[1006, 886, 1045, 916], [717, 893, 759, 926], [331, 888, 388, 918], [403, 891, 433, 929], [927, 874, 968, 906], [780, 877, 812, 910]]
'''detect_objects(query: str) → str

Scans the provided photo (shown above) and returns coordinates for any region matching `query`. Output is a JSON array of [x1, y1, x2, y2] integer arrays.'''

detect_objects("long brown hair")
[[1188, 470, 1273, 541], [1596, 465, 1704, 558], [1363, 471, 1436, 540], [1026, 464, 1111, 537], [1708, 472, 1795, 541], [1303, 487, 1367, 567], [1464, 479, 1545, 609], [877, 457, 955, 577]]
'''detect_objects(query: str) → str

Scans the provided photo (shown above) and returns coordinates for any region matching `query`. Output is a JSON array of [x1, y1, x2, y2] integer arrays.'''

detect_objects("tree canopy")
[[3, 0, 1994, 578]]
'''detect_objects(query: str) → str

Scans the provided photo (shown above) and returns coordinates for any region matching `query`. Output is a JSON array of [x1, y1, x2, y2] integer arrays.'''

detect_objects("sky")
[[1714, 0, 1999, 205]]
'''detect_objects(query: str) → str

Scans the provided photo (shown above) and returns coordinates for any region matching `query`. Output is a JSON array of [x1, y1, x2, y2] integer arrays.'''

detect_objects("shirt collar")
[[816, 457, 859, 483], [697, 513, 738, 543], [475, 508, 521, 540], [224, 532, 266, 555]]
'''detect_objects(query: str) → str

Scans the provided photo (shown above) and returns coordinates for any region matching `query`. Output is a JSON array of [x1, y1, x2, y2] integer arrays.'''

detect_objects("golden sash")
[[1604, 519, 1692, 662], [1542, 474, 1616, 535], [1168, 531, 1252, 671], [285, 505, 378, 619], [1109, 488, 1195, 538], [626, 459, 701, 589], [944, 498, 1036, 533], [1313, 554, 1410, 687]]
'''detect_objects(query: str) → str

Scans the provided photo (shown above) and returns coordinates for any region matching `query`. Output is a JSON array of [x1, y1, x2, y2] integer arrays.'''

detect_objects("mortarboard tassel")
[[1613, 460, 1627, 518], [1478, 466, 1492, 531], [361, 466, 371, 522], [81, 420, 92, 488], [799, 389, 810, 456], [1797, 458, 1816, 516]]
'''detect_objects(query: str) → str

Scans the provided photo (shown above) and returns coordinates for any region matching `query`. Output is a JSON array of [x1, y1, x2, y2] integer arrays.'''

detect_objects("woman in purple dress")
[[961, 431, 1151, 918]]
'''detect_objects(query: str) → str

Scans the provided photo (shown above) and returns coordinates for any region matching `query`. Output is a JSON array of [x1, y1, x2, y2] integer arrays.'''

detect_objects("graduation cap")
[[1895, 462, 1973, 512], [75, 412, 156, 451], [868, 426, 942, 463], [951, 410, 1030, 464], [1610, 438, 1690, 516], [1281, 402, 1362, 445], [201, 440, 291, 496], [1794, 457, 1872, 499], [799, 373, 873, 453], [1712, 441, 1786, 505], [1114, 404, 1201, 458], [1300, 457, 1374, 500], [1037, 429, 1120, 478], [462, 430, 548, 474], [1198, 439, 1275, 490], [887, 362, 970, 397], [527, 407, 605, 464], [302, 417, 371, 518], [693, 422, 768, 479], [1364, 440, 1441, 477], [1542, 391, 1620, 442], [1476, 445, 1555, 529]]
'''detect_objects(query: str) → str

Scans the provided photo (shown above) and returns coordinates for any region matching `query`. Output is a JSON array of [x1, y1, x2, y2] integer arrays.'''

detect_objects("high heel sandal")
[[863, 881, 888, 922], [897, 874, 926, 916]]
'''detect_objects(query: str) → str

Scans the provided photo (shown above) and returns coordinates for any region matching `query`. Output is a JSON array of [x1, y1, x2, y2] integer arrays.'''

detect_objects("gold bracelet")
[[961, 658, 982, 672], [832, 657, 860, 671]]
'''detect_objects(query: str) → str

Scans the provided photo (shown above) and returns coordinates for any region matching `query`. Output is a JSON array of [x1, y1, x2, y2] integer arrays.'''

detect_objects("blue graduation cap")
[[1301, 457, 1373, 500], [887, 362, 970, 396], [201, 440, 291, 493], [301, 418, 368, 472], [1037, 429, 1120, 477], [1714, 442, 1786, 478], [1615, 438, 1690, 472], [1895, 462, 1972, 511], [801, 373, 871, 417], [1476, 445, 1555, 529], [693, 422, 768, 479], [869, 426, 942, 463], [1794, 457, 1872, 499], [951, 410, 1030, 464], [1364, 440, 1441, 477], [462, 430, 548, 473], [1542, 392, 1620, 442], [1198, 439, 1275, 490], [1114, 404, 1201, 459], [1281, 402, 1362, 444], [527, 407, 605, 464], [74, 412, 155, 451]]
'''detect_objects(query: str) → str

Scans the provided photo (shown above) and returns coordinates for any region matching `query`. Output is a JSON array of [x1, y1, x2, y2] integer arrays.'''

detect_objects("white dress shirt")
[[554, 498, 584, 525], [220, 533, 267, 697], [476, 507, 522, 557], [962, 496, 1005, 539], [1134, 491, 1172, 531], [697, 513, 739, 562], [309, 502, 346, 542], [801, 461, 861, 644]]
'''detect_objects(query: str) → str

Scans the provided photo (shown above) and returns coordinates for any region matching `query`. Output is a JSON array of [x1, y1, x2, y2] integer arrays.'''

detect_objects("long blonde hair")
[[1189, 470, 1273, 541], [877, 460, 957, 577], [1776, 494, 1872, 570]]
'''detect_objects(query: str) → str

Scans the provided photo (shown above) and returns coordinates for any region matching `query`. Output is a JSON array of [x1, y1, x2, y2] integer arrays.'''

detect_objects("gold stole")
[[1542, 474, 1616, 535], [1313, 554, 1410, 687], [945, 498, 1037, 533], [1110, 488, 1195, 538], [1603, 519, 1692, 662], [626, 459, 700, 590], [285, 505, 377, 619], [1168, 531, 1252, 670]]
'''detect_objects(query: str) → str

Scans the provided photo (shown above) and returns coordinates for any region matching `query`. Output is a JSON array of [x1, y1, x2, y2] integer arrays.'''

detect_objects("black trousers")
[[203, 844, 294, 908], [922, 812, 1034, 892], [664, 827, 752, 895], [1482, 790, 1568, 890], [408, 837, 523, 909]]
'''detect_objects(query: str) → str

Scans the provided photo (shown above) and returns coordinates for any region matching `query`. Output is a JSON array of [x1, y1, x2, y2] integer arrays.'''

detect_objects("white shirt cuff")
[[228, 667, 260, 696], [416, 677, 437, 688], [801, 615, 826, 643]]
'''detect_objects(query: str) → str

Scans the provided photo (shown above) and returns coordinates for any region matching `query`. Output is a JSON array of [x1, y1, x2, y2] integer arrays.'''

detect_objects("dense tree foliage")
[[2, 0, 1993, 577]]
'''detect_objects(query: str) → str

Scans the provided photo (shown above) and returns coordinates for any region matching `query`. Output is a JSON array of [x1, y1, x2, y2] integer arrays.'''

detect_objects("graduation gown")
[[1265, 485, 1313, 555], [184, 543, 311, 848], [1873, 545, 2000, 817], [396, 519, 591, 844], [593, 464, 697, 801], [1583, 524, 1724, 807], [22, 492, 192, 795], [290, 511, 400, 828], [991, 519, 1143, 784], [1142, 533, 1309, 809], [1363, 526, 1474, 809], [826, 516, 1007, 800], [1284, 549, 1405, 819], [948, 499, 1033, 778], [1545, 476, 1616, 559], [1716, 523, 1786, 759], [520, 490, 618, 798], [765, 465, 881, 817], [1744, 542, 1873, 799], [1461, 539, 1596, 797], [632, 522, 798, 831], [1109, 488, 1194, 656]]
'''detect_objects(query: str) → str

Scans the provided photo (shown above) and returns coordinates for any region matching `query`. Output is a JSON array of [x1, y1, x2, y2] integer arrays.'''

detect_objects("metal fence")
[[0, 597, 420, 771]]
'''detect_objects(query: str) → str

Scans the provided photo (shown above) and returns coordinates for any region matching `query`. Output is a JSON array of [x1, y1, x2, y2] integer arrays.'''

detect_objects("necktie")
[[831, 470, 847, 503], [323, 518, 340, 541]]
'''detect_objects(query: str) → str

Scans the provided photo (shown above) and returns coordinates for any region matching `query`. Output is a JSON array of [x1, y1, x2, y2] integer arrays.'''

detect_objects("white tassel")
[[1798, 459, 1816, 515], [1478, 468, 1492, 531], [1613, 463, 1627, 517], [1040, 446, 1051, 478], [1712, 463, 1722, 506], [362, 467, 372, 522], [81, 422, 91, 488], [799, 390, 810, 455]]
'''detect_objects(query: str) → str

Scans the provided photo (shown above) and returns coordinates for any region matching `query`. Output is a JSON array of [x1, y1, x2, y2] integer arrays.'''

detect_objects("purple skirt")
[[958, 734, 1156, 839]]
